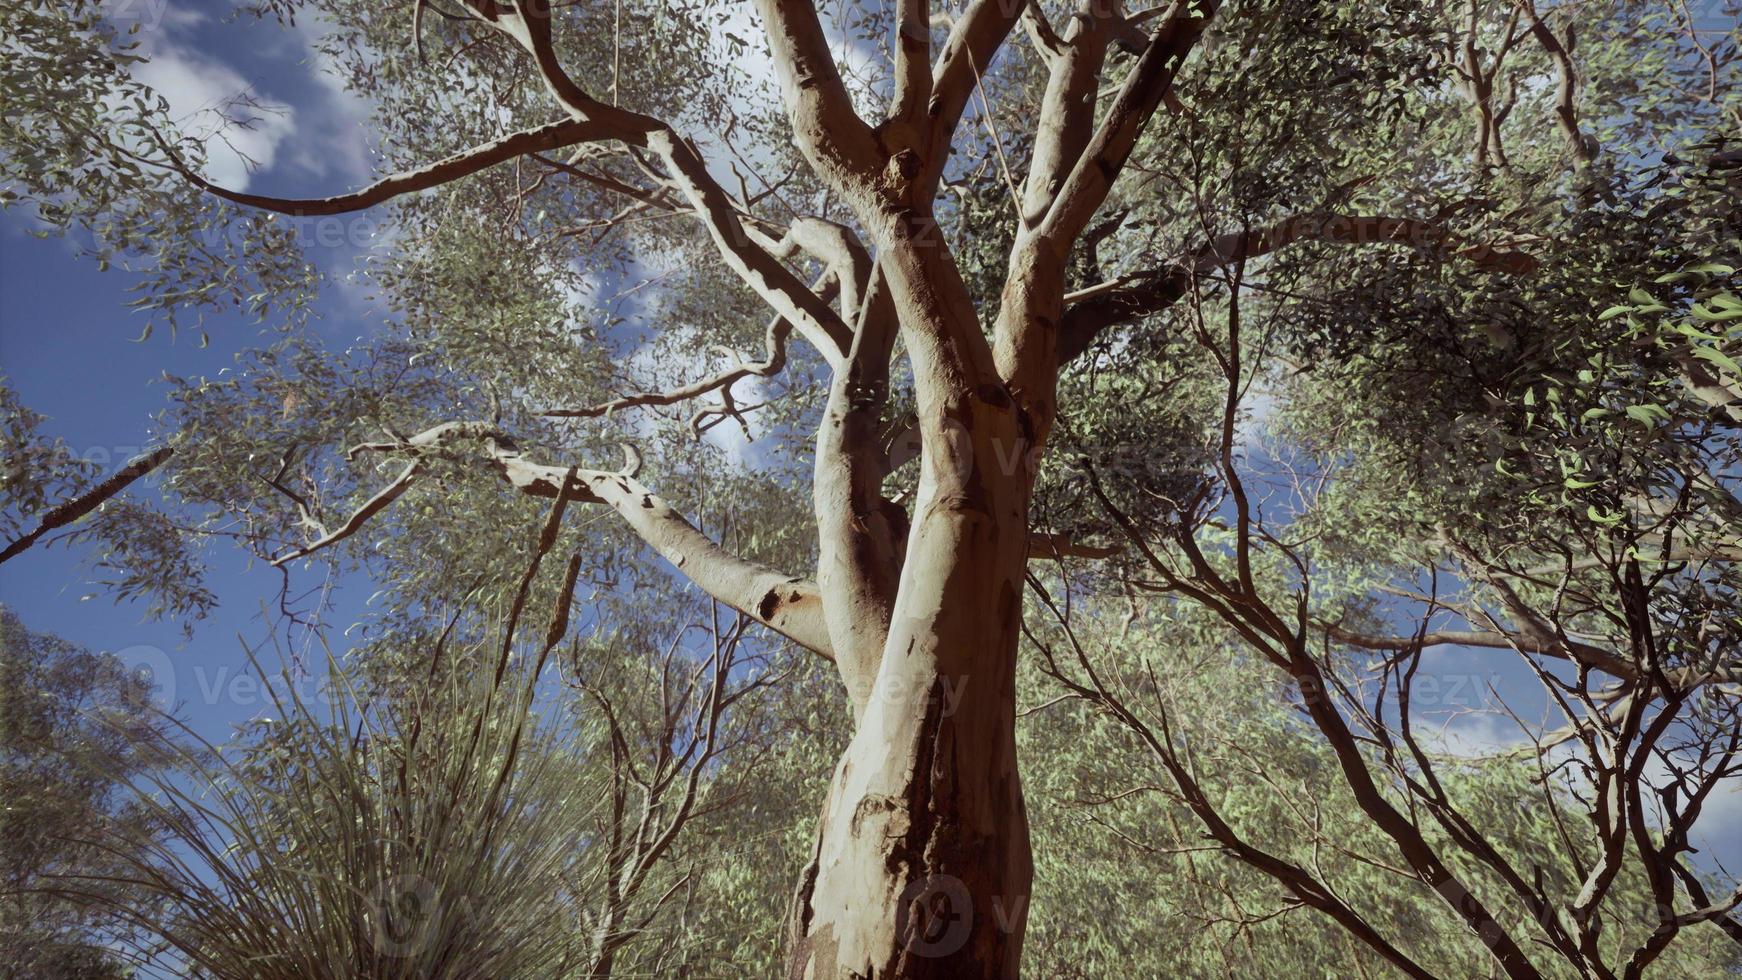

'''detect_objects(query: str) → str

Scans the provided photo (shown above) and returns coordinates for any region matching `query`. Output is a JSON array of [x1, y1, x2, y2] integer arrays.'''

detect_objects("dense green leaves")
[[0, 607, 170, 979]]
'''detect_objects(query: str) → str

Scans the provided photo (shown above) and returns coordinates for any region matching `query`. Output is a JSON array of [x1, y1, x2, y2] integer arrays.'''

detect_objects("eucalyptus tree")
[[3, 0, 1738, 978], [0, 607, 169, 979], [1016, 607, 1742, 979]]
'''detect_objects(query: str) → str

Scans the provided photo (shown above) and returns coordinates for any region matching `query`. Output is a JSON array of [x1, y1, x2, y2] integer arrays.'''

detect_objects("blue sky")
[[0, 1, 379, 742], [0, 0, 774, 741], [2, 0, 1736, 877]]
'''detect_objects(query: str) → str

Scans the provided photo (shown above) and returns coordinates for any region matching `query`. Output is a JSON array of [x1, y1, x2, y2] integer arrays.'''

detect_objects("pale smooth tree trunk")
[[790, 388, 1037, 979], [752, 5, 1218, 975]]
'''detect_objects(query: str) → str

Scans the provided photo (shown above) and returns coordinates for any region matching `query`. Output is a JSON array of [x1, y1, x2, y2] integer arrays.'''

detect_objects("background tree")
[[0, 607, 170, 979], [1019, 610, 1740, 979]]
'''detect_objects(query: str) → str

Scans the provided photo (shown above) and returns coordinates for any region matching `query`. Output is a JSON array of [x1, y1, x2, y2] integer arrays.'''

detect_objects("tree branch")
[[269, 460, 423, 567], [536, 276, 825, 420], [1027, 531, 1121, 561], [168, 3, 856, 367], [1, 446, 174, 565], [1321, 622, 1614, 660], [333, 423, 834, 656], [1019, 2, 1116, 228], [752, 0, 883, 186], [1037, 0, 1218, 247], [891, 0, 933, 130], [156, 118, 615, 217], [1513, 0, 1595, 168], [916, 0, 1030, 195], [813, 264, 905, 714], [1058, 213, 1542, 363]]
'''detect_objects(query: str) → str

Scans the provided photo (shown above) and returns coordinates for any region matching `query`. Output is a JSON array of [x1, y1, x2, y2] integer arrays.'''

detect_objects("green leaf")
[[1624, 404, 1669, 425], [1690, 303, 1742, 323], [1691, 345, 1741, 376]]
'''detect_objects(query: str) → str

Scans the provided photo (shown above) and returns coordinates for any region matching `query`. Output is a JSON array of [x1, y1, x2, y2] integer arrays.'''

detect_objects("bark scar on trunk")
[[787, 852, 826, 980], [888, 688, 958, 961], [852, 794, 909, 842]]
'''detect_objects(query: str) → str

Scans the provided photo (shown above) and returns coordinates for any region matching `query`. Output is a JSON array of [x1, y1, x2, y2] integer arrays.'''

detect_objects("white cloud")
[[1417, 708, 1529, 757], [113, 7, 377, 194], [284, 14, 377, 184], [1233, 381, 1278, 450], [1422, 712, 1742, 873], [127, 41, 296, 192], [1645, 754, 1742, 874], [609, 260, 767, 470], [99, 0, 208, 33], [1690, 779, 1742, 870]]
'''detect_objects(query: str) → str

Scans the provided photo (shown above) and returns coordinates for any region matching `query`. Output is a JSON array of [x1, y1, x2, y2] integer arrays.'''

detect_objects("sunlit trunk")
[[790, 399, 1036, 979]]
